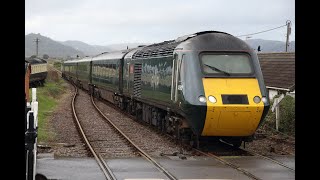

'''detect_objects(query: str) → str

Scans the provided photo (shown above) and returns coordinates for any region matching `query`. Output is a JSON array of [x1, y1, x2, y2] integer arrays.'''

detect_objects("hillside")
[[25, 33, 84, 58], [61, 41, 149, 54], [25, 33, 295, 59], [60, 40, 112, 56]]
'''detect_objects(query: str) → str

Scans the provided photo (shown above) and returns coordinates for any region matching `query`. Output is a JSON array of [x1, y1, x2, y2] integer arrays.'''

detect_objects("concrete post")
[[275, 98, 280, 130]]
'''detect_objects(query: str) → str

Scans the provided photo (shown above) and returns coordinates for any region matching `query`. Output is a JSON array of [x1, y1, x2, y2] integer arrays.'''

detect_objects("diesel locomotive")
[[62, 31, 270, 147]]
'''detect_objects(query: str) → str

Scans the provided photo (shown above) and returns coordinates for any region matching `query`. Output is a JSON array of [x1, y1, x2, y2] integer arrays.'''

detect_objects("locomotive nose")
[[201, 78, 265, 136]]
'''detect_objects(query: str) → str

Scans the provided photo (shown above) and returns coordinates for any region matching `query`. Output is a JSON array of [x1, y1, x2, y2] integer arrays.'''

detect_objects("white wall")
[[268, 89, 279, 100], [268, 89, 295, 100]]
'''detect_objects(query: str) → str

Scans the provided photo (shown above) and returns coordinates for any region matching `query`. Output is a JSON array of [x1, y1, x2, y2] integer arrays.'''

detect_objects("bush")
[[46, 71, 60, 83], [41, 70, 65, 98], [43, 82, 65, 98], [43, 54, 49, 59], [53, 61, 61, 70], [263, 95, 295, 136]]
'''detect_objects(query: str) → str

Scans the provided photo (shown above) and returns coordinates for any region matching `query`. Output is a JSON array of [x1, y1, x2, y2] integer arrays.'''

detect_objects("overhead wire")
[[236, 24, 287, 38]]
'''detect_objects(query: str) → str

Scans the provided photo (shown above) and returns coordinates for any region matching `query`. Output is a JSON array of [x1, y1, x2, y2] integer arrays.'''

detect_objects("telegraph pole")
[[34, 38, 40, 57], [285, 20, 291, 52]]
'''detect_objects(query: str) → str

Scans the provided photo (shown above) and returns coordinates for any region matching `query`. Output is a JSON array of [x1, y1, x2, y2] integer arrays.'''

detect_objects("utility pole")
[[285, 20, 291, 52], [34, 38, 40, 57]]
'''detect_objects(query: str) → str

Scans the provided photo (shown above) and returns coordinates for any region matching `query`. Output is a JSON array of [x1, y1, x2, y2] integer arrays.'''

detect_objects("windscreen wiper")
[[204, 64, 230, 76]]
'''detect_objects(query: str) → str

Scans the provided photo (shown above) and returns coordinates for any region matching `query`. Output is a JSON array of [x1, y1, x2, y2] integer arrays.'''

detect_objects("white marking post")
[[31, 88, 38, 180], [271, 94, 285, 130], [31, 88, 38, 128]]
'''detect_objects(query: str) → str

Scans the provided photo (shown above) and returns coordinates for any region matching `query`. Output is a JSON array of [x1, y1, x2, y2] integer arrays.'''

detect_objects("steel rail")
[[238, 146, 295, 172], [91, 95, 178, 180], [89, 88, 293, 179], [90, 91, 262, 180], [193, 148, 261, 180], [218, 140, 295, 172], [71, 85, 117, 180]]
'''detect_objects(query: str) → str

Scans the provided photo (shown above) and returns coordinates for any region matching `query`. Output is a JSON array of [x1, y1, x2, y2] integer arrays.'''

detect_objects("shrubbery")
[[263, 94, 295, 136], [53, 61, 61, 70], [33, 69, 67, 142]]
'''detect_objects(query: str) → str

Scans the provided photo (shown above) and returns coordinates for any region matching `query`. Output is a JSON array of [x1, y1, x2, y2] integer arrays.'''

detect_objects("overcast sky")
[[25, 0, 295, 45]]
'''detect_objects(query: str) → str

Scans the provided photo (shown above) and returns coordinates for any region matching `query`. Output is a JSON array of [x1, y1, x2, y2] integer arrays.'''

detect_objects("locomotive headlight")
[[198, 96, 207, 103], [253, 96, 261, 103], [262, 97, 268, 103], [208, 96, 217, 103]]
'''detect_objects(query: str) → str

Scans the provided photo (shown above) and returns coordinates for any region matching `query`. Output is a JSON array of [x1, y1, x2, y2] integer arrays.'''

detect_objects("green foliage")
[[46, 70, 60, 83], [41, 81, 65, 98], [263, 95, 295, 136], [29, 71, 67, 142], [43, 54, 49, 59], [53, 61, 61, 70]]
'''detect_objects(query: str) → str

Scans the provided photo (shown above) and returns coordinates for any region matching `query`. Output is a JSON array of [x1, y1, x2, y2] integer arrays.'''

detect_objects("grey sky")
[[25, 0, 295, 45]]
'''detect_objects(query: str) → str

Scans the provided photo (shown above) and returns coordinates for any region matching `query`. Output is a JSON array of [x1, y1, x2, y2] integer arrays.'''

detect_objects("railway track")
[[70, 83, 178, 180], [100, 92, 295, 178], [193, 148, 262, 180], [65, 76, 294, 180], [190, 143, 294, 180], [71, 84, 117, 180], [90, 89, 295, 180], [237, 145, 295, 172]]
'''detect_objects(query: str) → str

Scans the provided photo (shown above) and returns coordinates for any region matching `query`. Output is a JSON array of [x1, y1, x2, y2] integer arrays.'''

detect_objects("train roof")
[[62, 31, 248, 63], [91, 49, 132, 61], [131, 31, 235, 59], [177, 30, 250, 51], [174, 30, 231, 43], [76, 56, 92, 63], [63, 59, 79, 64], [25, 57, 47, 64]]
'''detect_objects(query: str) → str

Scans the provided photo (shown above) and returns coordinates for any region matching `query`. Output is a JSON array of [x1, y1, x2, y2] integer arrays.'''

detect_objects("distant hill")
[[25, 33, 84, 58], [245, 39, 295, 52], [60, 40, 112, 56], [60, 41, 149, 55], [26, 33, 295, 59]]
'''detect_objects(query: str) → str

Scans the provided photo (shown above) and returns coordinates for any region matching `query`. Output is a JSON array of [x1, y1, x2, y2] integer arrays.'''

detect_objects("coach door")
[[124, 59, 133, 94], [171, 54, 182, 103]]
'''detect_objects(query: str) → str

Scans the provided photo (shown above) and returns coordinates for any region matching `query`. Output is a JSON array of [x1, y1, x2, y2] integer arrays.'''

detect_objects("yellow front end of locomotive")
[[201, 78, 264, 136]]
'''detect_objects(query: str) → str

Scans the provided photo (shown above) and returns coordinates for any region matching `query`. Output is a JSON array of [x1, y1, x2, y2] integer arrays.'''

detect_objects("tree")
[[43, 54, 49, 59]]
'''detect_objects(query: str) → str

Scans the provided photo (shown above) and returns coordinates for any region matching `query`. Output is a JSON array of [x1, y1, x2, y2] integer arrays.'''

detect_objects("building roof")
[[258, 52, 295, 91]]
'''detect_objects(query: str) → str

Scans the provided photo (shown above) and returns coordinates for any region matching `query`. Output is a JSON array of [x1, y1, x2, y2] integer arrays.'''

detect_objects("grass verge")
[[29, 70, 66, 143]]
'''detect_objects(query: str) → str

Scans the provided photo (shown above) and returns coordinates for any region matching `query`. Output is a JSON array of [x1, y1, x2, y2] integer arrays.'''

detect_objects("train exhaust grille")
[[133, 63, 142, 97], [221, 95, 249, 104]]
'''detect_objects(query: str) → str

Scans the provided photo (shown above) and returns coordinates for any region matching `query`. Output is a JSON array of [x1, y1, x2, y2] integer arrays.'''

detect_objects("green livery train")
[[62, 31, 270, 147]]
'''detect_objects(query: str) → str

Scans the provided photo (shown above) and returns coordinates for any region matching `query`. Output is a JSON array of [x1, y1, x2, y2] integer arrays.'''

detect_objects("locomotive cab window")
[[200, 53, 253, 76]]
